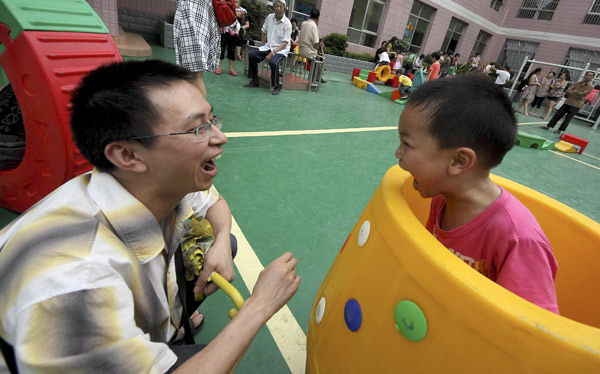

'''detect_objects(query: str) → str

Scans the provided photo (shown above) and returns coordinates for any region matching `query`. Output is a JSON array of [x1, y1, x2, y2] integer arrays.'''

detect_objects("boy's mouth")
[[413, 178, 419, 189]]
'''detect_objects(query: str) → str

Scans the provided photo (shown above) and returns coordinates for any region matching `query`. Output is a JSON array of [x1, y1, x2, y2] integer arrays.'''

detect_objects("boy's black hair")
[[70, 60, 192, 172], [407, 73, 517, 169], [310, 8, 320, 19], [431, 52, 441, 61]]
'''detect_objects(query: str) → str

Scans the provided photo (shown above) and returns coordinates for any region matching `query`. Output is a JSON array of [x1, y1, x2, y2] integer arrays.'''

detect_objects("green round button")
[[394, 300, 427, 342]]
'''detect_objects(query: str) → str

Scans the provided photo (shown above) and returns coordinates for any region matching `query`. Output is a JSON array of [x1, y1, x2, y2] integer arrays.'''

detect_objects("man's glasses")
[[127, 115, 222, 143]]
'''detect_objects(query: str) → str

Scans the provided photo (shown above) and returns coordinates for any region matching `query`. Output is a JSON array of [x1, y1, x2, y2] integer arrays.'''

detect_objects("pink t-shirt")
[[426, 187, 559, 314]]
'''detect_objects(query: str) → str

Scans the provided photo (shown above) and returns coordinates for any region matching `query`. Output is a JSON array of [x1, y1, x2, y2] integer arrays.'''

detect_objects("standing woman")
[[530, 71, 555, 116], [541, 72, 569, 121], [516, 68, 542, 116], [174, 0, 220, 99]]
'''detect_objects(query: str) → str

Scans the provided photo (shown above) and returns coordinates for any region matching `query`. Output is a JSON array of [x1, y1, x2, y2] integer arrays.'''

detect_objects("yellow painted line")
[[225, 126, 397, 138], [549, 150, 600, 171], [230, 216, 306, 374]]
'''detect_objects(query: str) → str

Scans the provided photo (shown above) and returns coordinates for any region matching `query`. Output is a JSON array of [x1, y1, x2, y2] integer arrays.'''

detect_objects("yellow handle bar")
[[207, 271, 245, 319]]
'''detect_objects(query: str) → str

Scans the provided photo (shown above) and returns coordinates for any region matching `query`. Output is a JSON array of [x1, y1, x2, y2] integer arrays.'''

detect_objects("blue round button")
[[344, 299, 362, 332]]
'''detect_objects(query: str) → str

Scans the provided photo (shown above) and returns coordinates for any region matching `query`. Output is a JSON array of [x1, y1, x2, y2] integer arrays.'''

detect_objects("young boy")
[[373, 46, 391, 72], [425, 51, 440, 81], [395, 68, 412, 99], [394, 74, 559, 314]]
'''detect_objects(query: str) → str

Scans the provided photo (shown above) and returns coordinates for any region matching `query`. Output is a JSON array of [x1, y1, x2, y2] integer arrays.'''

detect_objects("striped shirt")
[[0, 169, 218, 373]]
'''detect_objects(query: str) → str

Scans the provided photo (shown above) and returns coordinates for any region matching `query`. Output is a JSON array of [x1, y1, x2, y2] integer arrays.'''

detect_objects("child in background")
[[316, 39, 326, 83], [392, 51, 404, 74], [425, 51, 440, 81], [584, 84, 599, 105], [373, 45, 391, 72], [394, 74, 559, 314], [395, 68, 412, 99]]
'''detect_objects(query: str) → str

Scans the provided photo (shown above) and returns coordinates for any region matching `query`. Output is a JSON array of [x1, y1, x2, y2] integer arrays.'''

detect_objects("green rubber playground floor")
[[1, 36, 599, 373]]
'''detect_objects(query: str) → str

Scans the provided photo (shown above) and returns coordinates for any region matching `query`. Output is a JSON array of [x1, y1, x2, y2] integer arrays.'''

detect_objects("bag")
[[213, 0, 236, 28], [521, 85, 528, 92], [554, 97, 566, 110]]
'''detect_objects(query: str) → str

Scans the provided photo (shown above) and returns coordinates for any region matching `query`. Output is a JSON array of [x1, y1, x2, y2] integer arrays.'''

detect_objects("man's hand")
[[194, 235, 234, 296], [250, 252, 300, 320], [265, 51, 274, 62]]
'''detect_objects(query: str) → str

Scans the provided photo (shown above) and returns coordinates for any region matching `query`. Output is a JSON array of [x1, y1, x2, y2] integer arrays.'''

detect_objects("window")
[[287, 0, 319, 24], [471, 31, 492, 57], [490, 0, 503, 11], [562, 47, 600, 81], [441, 18, 467, 53], [347, 0, 386, 47], [516, 0, 560, 21], [583, 0, 600, 25], [497, 39, 539, 77], [404, 1, 436, 53]]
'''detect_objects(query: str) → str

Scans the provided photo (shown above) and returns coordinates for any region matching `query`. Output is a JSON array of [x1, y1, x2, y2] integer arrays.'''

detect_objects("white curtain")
[[564, 48, 600, 81]]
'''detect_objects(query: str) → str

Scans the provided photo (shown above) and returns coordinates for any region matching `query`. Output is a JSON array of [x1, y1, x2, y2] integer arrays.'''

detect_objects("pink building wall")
[[118, 0, 177, 20], [87, 0, 119, 36]]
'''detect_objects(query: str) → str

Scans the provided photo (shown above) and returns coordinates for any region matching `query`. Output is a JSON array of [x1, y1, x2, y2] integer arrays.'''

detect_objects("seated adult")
[[244, 0, 292, 95], [298, 9, 323, 83], [0, 60, 300, 373]]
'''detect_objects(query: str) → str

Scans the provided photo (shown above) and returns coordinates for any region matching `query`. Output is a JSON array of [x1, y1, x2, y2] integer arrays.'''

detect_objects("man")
[[244, 0, 292, 95], [426, 52, 441, 81], [373, 40, 387, 64], [540, 71, 595, 134], [298, 9, 325, 84], [0, 60, 300, 373], [493, 65, 511, 88]]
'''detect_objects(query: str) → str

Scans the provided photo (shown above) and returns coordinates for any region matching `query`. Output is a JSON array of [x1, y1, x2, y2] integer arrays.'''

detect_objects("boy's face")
[[395, 106, 453, 198]]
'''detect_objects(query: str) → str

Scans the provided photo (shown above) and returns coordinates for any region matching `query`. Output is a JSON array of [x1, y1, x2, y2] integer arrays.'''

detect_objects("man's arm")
[[194, 196, 234, 296], [175, 252, 301, 374], [567, 83, 593, 97]]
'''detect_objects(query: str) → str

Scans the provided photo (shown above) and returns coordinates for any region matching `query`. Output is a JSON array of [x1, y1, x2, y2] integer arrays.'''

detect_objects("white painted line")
[[225, 126, 397, 138], [549, 150, 600, 171], [518, 121, 546, 126], [230, 216, 307, 374], [582, 153, 600, 162]]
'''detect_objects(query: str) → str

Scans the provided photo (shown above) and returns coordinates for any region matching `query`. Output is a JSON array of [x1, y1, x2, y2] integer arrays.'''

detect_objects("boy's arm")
[[495, 239, 559, 314]]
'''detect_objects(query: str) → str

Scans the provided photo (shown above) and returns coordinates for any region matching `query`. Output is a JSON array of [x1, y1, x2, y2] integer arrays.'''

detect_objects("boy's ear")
[[104, 141, 148, 173], [447, 147, 476, 176]]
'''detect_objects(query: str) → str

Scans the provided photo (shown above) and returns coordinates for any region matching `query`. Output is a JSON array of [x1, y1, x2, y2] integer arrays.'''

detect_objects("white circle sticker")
[[357, 220, 370, 247]]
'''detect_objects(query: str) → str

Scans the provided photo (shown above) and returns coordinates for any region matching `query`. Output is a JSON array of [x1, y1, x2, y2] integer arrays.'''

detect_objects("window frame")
[[404, 0, 436, 53], [441, 17, 467, 54], [490, 0, 503, 11], [471, 30, 492, 58], [583, 0, 600, 25], [516, 0, 560, 21], [346, 0, 387, 48]]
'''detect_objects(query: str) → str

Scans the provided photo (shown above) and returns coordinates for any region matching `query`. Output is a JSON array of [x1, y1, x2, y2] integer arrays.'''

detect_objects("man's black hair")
[[406, 73, 517, 169], [431, 52, 441, 61], [70, 59, 192, 172], [310, 8, 320, 19]]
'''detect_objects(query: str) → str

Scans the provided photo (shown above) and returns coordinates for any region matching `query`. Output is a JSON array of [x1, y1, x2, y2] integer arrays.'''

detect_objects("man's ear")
[[447, 147, 476, 176], [104, 141, 148, 173]]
